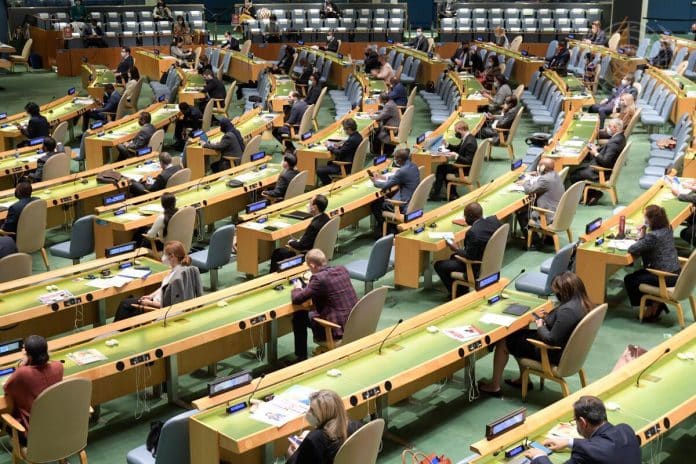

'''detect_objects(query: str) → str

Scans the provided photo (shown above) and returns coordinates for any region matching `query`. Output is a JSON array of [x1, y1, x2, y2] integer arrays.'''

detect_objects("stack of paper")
[[67, 349, 108, 366], [607, 239, 635, 251], [480, 313, 517, 327], [250, 385, 316, 427], [442, 325, 482, 342]]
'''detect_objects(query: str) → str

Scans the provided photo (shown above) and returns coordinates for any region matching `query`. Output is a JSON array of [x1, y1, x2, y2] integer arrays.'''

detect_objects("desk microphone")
[[247, 374, 266, 406], [378, 319, 403, 355], [636, 347, 670, 388], [472, 179, 495, 205], [497, 268, 526, 299], [162, 294, 179, 328], [131, 245, 147, 267], [328, 180, 340, 198]]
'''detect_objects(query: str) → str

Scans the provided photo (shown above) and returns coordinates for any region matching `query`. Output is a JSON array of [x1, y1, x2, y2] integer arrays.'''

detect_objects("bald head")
[[538, 157, 555, 173]]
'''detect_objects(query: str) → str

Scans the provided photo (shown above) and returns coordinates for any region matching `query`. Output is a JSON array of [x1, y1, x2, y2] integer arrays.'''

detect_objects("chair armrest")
[[385, 198, 407, 206], [453, 255, 479, 284], [590, 165, 612, 171], [646, 268, 678, 298], [333, 161, 351, 166], [495, 126, 510, 133], [383, 125, 399, 131], [313, 317, 337, 349], [0, 229, 15, 236], [526, 338, 562, 351], [313, 317, 341, 329], [1, 413, 25, 434], [678, 257, 689, 267], [452, 163, 471, 169], [526, 338, 560, 375], [530, 205, 554, 215]]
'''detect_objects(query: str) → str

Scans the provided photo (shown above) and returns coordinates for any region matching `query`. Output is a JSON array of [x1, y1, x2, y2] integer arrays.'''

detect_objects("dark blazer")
[[289, 212, 330, 252], [652, 48, 673, 69], [388, 82, 408, 106], [2, 196, 38, 237], [264, 168, 299, 198], [116, 55, 134, 76], [627, 227, 681, 273], [532, 423, 641, 464], [408, 35, 429, 52], [286, 420, 363, 464], [182, 105, 203, 124], [592, 132, 626, 171], [549, 48, 570, 71], [148, 164, 182, 192], [305, 84, 322, 105], [455, 215, 502, 276], [326, 37, 339, 53], [131, 123, 156, 149], [296, 67, 312, 86], [204, 78, 226, 99], [364, 53, 380, 74], [373, 159, 420, 206], [329, 132, 362, 168], [535, 296, 586, 363], [497, 106, 518, 130], [447, 133, 477, 166], [23, 115, 50, 139], [286, 99, 308, 127], [28, 151, 59, 182], [204, 129, 245, 159], [277, 53, 294, 74], [465, 51, 484, 74], [98, 91, 121, 114]]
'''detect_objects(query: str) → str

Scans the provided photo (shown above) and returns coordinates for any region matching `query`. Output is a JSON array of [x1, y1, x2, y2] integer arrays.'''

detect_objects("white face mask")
[[621, 79, 628, 86], [327, 36, 333, 41], [161, 254, 171, 266], [416, 31, 422, 37], [306, 412, 320, 428]]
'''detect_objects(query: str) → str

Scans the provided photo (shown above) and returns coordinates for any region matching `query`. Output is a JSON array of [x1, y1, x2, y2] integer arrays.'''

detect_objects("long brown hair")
[[163, 240, 191, 266], [644, 204, 670, 231], [161, 192, 178, 237], [309, 390, 349, 444], [551, 271, 593, 314]]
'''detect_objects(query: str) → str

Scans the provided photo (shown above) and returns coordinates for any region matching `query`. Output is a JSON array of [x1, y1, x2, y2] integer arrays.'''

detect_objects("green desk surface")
[[98, 163, 281, 225], [578, 184, 686, 255], [274, 77, 295, 96], [0, 160, 160, 209], [203, 112, 279, 145], [440, 113, 486, 146], [301, 114, 374, 152], [391, 45, 449, 64], [661, 70, 696, 94], [92, 68, 115, 86], [399, 176, 525, 244], [230, 52, 269, 65], [0, 272, 297, 396], [193, 291, 547, 440], [0, 97, 96, 131], [561, 75, 589, 97], [183, 73, 205, 91], [0, 147, 45, 173], [301, 48, 352, 66], [456, 73, 485, 94], [477, 42, 543, 63], [0, 257, 167, 317], [367, 78, 386, 93], [86, 105, 180, 142], [544, 114, 598, 158]]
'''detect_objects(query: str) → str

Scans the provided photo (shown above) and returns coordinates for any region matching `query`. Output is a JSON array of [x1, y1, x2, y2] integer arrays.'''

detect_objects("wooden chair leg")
[[559, 379, 571, 397], [638, 295, 649, 322], [567, 229, 573, 243], [40, 247, 50, 270], [446, 183, 451, 201], [79, 449, 88, 464], [610, 187, 618, 205], [507, 144, 514, 160], [582, 186, 589, 205], [521, 368, 530, 401], [675, 302, 686, 329], [526, 228, 533, 249], [552, 234, 560, 252], [578, 368, 588, 387], [451, 281, 460, 300], [539, 378, 545, 390], [689, 296, 696, 321]]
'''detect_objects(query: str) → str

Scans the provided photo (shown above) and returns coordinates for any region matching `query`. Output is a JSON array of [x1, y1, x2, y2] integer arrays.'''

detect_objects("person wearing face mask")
[[363, 47, 380, 74], [599, 93, 635, 139], [516, 157, 565, 247], [129, 152, 181, 196], [271, 45, 295, 74], [623, 205, 681, 322], [584, 21, 607, 46], [317, 118, 362, 185], [16, 102, 49, 147], [588, 73, 637, 128], [138, 192, 178, 248], [387, 76, 408, 106], [481, 74, 512, 113], [479, 54, 502, 91], [205, 118, 245, 171], [82, 83, 120, 133], [239, 0, 257, 23], [274, 91, 308, 150], [153, 0, 173, 21], [525, 396, 641, 463], [289, 249, 357, 362], [433, 202, 502, 299], [286, 389, 363, 463], [407, 28, 429, 52], [116, 111, 156, 161], [114, 47, 134, 84], [479, 95, 518, 145], [114, 240, 202, 321], [568, 118, 625, 205], [546, 40, 570, 74], [269, 195, 330, 273], [429, 121, 477, 201], [304, 72, 323, 105], [0, 181, 36, 259], [478, 272, 592, 396], [581, 52, 597, 91], [220, 31, 241, 51], [370, 54, 394, 82], [262, 152, 299, 200], [173, 15, 192, 45], [321, 31, 339, 53], [652, 39, 674, 69]]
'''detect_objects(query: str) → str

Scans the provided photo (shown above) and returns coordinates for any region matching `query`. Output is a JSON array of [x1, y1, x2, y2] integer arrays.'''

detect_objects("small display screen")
[[373, 155, 387, 165], [250, 151, 265, 161], [387, 38, 394, 44], [208, 371, 252, 397], [301, 131, 313, 141], [511, 159, 523, 170], [68, 87, 76, 95], [29, 137, 44, 146], [405, 209, 423, 222], [585, 217, 602, 234], [475, 272, 500, 290], [337, 53, 344, 59], [154, 49, 160, 55], [103, 192, 126, 206], [191, 129, 204, 138], [278, 255, 304, 271], [486, 408, 526, 440], [90, 120, 104, 130], [0, 367, 16, 377], [521, 50, 529, 56], [0, 339, 22, 356], [158, 95, 166, 102], [297, 40, 305, 45], [0, 113, 7, 120], [105, 241, 136, 258], [416, 133, 426, 144], [137, 147, 152, 156], [246, 200, 269, 214]]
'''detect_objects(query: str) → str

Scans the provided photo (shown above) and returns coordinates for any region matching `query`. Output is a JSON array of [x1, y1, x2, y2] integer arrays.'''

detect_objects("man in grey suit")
[[479, 96, 518, 146], [116, 112, 156, 161], [82, 83, 121, 132], [129, 151, 182, 196], [369, 148, 420, 235], [262, 152, 300, 200], [204, 118, 246, 172], [273, 91, 308, 150], [516, 157, 564, 241], [371, 92, 401, 155]]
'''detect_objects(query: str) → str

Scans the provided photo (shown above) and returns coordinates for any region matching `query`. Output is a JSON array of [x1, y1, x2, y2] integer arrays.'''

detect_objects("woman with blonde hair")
[[286, 389, 363, 463], [599, 93, 635, 139]]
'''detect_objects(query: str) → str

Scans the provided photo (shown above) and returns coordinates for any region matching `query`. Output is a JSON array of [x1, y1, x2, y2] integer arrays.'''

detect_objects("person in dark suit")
[[321, 31, 339, 53], [173, 102, 202, 150], [204, 118, 245, 171], [198, 69, 226, 111], [479, 272, 592, 395], [479, 96, 518, 145], [387, 76, 408, 107], [0, 181, 37, 258], [584, 21, 607, 46], [652, 39, 673, 69], [16, 102, 49, 148], [516, 157, 565, 235], [317, 118, 362, 186], [290, 248, 358, 361], [433, 202, 502, 299], [82, 84, 121, 132], [369, 148, 420, 235], [304, 73, 323, 105], [27, 137, 59, 183], [588, 73, 638, 128], [269, 194, 330, 272], [262, 152, 299, 200], [220, 31, 240, 51], [569, 118, 626, 205], [430, 121, 477, 201], [451, 41, 483, 73], [319, 0, 342, 19], [407, 28, 429, 52], [294, 59, 313, 88], [114, 47, 134, 84], [82, 18, 106, 48], [116, 112, 156, 161], [547, 41, 570, 73], [363, 47, 380, 74], [129, 152, 182, 196], [270, 45, 295, 74], [525, 396, 641, 464], [370, 92, 401, 155], [273, 91, 308, 150], [670, 175, 696, 246]]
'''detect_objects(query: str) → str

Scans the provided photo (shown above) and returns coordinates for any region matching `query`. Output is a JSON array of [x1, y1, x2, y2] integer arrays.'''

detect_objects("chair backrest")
[[218, 81, 236, 117], [396, 105, 415, 143], [606, 141, 631, 187], [556, 304, 608, 377], [406, 174, 435, 215], [240, 135, 263, 164], [20, 38, 32, 59], [203, 224, 235, 269], [166, 167, 191, 187], [312, 87, 328, 122], [363, 234, 394, 282], [51, 121, 69, 144], [467, 139, 488, 185], [297, 104, 314, 136], [624, 110, 641, 138], [0, 252, 32, 282], [240, 39, 252, 55], [334, 419, 385, 464], [513, 84, 524, 100], [479, 223, 510, 278], [153, 409, 200, 464], [542, 242, 575, 292], [148, 129, 165, 152], [550, 181, 584, 232], [42, 152, 70, 180], [114, 90, 130, 120], [504, 107, 524, 147], [671, 249, 696, 300], [406, 86, 418, 107], [165, 206, 196, 252], [351, 138, 369, 175], [340, 287, 388, 345], [607, 32, 621, 51], [510, 35, 523, 52], [285, 170, 308, 200], [676, 60, 688, 76], [16, 199, 47, 254], [558, 166, 569, 184], [127, 77, 145, 111], [202, 98, 215, 131], [25, 378, 92, 462], [314, 215, 340, 260], [68, 214, 95, 258]]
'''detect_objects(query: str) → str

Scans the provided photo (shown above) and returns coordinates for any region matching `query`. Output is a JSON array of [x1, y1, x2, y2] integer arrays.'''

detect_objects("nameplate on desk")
[[475, 272, 500, 291], [209, 370, 252, 397], [337, 53, 344, 59], [0, 339, 23, 356], [90, 120, 104, 130], [59, 195, 74, 204], [129, 353, 151, 366], [11, 166, 24, 173], [405, 209, 423, 222], [103, 193, 126, 208], [416, 133, 426, 144], [511, 159, 523, 170], [373, 155, 387, 165], [0, 112, 6, 120], [567, 34, 575, 39], [245, 199, 268, 214], [250, 314, 267, 325], [250, 151, 265, 161], [301, 131, 313, 141], [0, 367, 16, 378], [158, 95, 166, 102], [521, 50, 528, 57], [278, 254, 304, 271], [153, 49, 160, 55], [191, 129, 204, 138], [68, 87, 76, 95], [226, 402, 247, 414], [362, 386, 381, 400], [29, 137, 44, 146], [247, 52, 254, 59], [428, 52, 434, 59], [297, 40, 305, 45], [105, 241, 136, 258], [63, 296, 83, 307], [585, 217, 602, 234], [137, 146, 152, 156], [476, 36, 483, 41]]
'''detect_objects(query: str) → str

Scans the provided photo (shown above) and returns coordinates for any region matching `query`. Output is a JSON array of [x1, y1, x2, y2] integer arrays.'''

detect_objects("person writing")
[[387, 76, 408, 107], [481, 74, 512, 113], [3, 335, 63, 442], [27, 136, 60, 183], [262, 152, 300, 201], [624, 205, 681, 322], [116, 111, 156, 161], [114, 240, 202, 321], [478, 272, 592, 396], [525, 396, 641, 463], [290, 249, 358, 362], [286, 390, 363, 464], [199, 69, 226, 111], [129, 152, 182, 196], [220, 31, 240, 51], [317, 118, 362, 185], [429, 120, 477, 201], [0, 181, 37, 259], [433, 202, 502, 299], [269, 194, 330, 272], [204, 118, 246, 171]]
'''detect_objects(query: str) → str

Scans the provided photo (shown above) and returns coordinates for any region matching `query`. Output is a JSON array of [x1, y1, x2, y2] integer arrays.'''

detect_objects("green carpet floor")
[[0, 64, 694, 463]]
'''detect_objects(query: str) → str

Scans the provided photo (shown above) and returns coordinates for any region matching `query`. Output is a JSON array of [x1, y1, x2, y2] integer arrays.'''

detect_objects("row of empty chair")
[[247, 6, 406, 22], [635, 71, 679, 133], [639, 113, 693, 189], [447, 7, 603, 21]]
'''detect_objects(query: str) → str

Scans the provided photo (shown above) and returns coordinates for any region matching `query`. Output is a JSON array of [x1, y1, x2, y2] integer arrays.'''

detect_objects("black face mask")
[[454, 132, 462, 139]]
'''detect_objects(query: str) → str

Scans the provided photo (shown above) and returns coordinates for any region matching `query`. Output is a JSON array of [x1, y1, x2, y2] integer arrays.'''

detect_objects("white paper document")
[[480, 313, 517, 327], [428, 232, 455, 240], [607, 239, 636, 251], [115, 213, 143, 221], [442, 325, 482, 342], [85, 276, 133, 289], [118, 268, 152, 279], [250, 385, 316, 427], [67, 349, 107, 366]]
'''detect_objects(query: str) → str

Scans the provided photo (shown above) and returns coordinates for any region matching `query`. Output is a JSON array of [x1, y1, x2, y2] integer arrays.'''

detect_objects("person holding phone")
[[478, 272, 592, 396]]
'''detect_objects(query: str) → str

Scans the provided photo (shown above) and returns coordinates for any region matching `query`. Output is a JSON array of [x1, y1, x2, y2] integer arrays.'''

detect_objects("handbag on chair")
[[402, 449, 452, 464]]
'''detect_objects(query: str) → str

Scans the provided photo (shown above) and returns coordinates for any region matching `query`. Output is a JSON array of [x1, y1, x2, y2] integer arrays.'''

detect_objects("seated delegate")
[[204, 118, 246, 171], [317, 118, 362, 186], [129, 151, 182, 196], [27, 136, 60, 183], [116, 111, 156, 161], [262, 152, 300, 200], [478, 272, 592, 396], [0, 181, 37, 259], [429, 120, 477, 201]]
